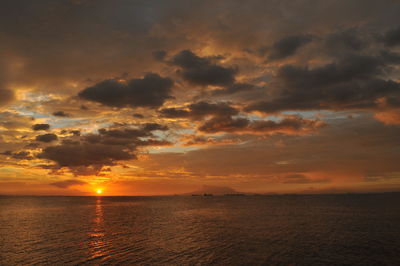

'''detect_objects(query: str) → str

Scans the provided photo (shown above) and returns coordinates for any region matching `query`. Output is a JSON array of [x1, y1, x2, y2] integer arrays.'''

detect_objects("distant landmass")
[[184, 185, 244, 196]]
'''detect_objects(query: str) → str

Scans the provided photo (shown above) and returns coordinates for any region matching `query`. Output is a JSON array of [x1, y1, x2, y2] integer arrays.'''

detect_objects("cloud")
[[182, 135, 241, 146], [380, 50, 400, 64], [247, 79, 400, 113], [277, 54, 384, 88], [324, 28, 366, 52], [136, 115, 400, 184], [1, 150, 32, 160], [39, 142, 135, 175], [132, 113, 144, 119], [52, 111, 70, 117], [50, 179, 87, 189], [159, 107, 191, 118], [142, 122, 169, 131], [32, 124, 50, 131], [2, 0, 400, 194], [266, 34, 313, 61], [85, 123, 169, 146], [198, 116, 249, 133], [246, 54, 400, 113], [188, 101, 238, 118], [160, 101, 238, 120], [161, 101, 324, 136], [78, 73, 174, 108], [171, 50, 237, 86], [382, 25, 400, 46], [36, 133, 58, 143], [38, 123, 171, 175], [152, 50, 167, 61], [374, 109, 400, 125], [198, 115, 325, 135]]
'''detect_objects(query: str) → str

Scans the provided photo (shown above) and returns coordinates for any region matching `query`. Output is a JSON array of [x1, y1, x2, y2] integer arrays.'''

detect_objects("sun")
[[96, 189, 103, 195]]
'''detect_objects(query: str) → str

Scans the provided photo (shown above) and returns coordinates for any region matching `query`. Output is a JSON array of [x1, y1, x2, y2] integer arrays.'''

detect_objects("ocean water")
[[0, 194, 399, 265]]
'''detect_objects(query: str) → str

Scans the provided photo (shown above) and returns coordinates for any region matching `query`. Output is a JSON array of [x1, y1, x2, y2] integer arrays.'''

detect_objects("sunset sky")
[[1, 0, 400, 195]]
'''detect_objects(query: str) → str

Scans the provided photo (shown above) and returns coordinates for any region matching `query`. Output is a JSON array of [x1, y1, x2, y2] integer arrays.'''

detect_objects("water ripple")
[[1, 194, 400, 265]]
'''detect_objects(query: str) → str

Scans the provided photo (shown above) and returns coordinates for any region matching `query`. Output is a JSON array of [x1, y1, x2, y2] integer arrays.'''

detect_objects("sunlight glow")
[[96, 189, 103, 195]]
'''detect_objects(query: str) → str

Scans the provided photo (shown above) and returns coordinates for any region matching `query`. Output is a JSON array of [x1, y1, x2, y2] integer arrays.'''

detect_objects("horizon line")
[[1, 190, 400, 197]]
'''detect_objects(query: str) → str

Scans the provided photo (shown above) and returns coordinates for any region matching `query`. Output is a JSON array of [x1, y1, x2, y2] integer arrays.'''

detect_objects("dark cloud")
[[86, 129, 146, 146], [246, 54, 400, 113], [199, 116, 249, 133], [59, 129, 80, 136], [182, 135, 241, 146], [278, 54, 384, 88], [97, 128, 150, 140], [247, 79, 400, 113], [132, 113, 144, 119], [1, 151, 12, 156], [380, 50, 400, 64], [24, 143, 39, 149], [39, 126, 171, 175], [78, 73, 174, 108], [95, 123, 168, 141], [36, 133, 58, 143], [152, 50, 167, 61], [50, 179, 87, 188], [70, 130, 81, 136], [171, 50, 237, 86], [325, 28, 366, 51], [52, 111, 70, 117], [135, 139, 172, 147], [142, 123, 169, 131], [382, 25, 400, 46], [85, 124, 169, 147], [159, 108, 191, 118], [267, 34, 313, 61], [38, 123, 170, 175], [198, 115, 325, 134], [165, 101, 324, 137], [160, 101, 238, 120], [169, 50, 253, 95], [32, 123, 50, 131], [189, 101, 238, 118], [39, 142, 135, 175], [1, 150, 32, 160]]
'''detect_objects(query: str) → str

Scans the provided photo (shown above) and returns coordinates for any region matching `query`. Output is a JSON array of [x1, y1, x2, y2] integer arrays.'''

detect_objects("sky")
[[1, 0, 400, 196]]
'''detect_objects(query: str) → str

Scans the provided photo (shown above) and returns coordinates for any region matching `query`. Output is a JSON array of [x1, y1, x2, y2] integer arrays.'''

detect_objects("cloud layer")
[[1, 0, 400, 194]]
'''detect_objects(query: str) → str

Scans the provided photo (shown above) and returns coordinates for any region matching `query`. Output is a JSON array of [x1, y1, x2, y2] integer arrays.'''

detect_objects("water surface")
[[1, 194, 399, 265]]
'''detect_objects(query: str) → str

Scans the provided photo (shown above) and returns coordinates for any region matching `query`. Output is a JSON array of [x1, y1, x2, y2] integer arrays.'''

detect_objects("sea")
[[0, 193, 399, 265]]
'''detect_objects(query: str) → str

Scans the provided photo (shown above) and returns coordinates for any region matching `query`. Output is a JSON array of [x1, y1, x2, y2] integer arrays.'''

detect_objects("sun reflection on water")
[[88, 197, 108, 261]]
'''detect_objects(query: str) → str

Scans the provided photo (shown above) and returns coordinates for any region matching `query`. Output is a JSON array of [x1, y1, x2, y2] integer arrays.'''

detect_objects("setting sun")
[[96, 189, 103, 195]]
